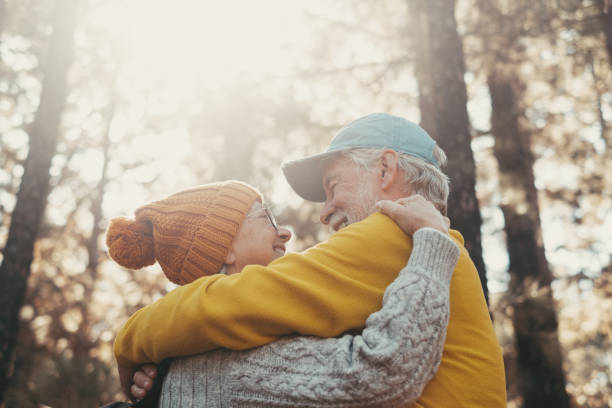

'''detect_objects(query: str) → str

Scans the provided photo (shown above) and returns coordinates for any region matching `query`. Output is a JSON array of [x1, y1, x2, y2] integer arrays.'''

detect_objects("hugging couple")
[[104, 113, 506, 407]]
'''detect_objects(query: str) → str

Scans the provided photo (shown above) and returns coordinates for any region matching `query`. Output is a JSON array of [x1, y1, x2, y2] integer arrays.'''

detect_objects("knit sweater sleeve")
[[161, 228, 459, 407]]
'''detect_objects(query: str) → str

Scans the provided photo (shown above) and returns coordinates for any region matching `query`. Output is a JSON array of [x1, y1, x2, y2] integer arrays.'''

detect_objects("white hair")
[[341, 146, 450, 215]]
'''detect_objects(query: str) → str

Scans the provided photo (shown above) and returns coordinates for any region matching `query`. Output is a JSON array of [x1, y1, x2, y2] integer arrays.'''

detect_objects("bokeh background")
[[0, 0, 610, 407]]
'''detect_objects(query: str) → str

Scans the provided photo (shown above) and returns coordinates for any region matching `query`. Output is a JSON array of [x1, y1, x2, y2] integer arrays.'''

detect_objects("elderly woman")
[[105, 180, 458, 407]]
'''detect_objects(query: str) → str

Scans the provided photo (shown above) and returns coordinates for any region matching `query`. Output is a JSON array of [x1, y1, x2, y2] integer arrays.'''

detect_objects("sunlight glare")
[[109, 0, 310, 89]]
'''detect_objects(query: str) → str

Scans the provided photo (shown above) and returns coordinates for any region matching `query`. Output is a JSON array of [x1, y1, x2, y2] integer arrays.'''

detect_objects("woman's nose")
[[277, 227, 291, 242]]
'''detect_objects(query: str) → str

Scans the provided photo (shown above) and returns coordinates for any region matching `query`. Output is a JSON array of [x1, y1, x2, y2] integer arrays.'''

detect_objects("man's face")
[[319, 157, 380, 231]]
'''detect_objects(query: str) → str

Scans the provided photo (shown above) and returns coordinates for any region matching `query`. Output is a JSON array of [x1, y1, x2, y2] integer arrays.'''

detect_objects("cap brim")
[[281, 150, 342, 202]]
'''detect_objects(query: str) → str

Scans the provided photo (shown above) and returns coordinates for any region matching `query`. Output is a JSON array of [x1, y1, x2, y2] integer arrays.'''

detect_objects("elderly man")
[[115, 113, 506, 407]]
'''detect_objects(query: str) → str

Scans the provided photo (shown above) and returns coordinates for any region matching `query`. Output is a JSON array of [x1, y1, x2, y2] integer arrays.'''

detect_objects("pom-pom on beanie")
[[106, 181, 261, 285]]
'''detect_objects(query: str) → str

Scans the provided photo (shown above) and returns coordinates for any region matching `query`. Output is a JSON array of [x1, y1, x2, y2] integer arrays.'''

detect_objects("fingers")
[[376, 194, 449, 235], [442, 216, 451, 230], [119, 364, 157, 399], [376, 195, 433, 218], [393, 194, 426, 206], [131, 368, 154, 399], [133, 370, 154, 391], [131, 382, 147, 400], [375, 200, 404, 218], [142, 363, 158, 379]]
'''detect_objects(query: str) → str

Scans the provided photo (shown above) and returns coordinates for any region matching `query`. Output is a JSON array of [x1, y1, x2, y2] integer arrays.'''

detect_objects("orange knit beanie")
[[106, 181, 261, 285]]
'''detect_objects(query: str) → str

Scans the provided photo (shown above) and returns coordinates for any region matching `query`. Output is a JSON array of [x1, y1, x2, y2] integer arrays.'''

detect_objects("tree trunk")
[[411, 0, 489, 302], [0, 0, 77, 401], [488, 66, 569, 408], [0, 0, 6, 70], [72, 94, 114, 363], [597, 0, 612, 67], [0, 0, 6, 39]]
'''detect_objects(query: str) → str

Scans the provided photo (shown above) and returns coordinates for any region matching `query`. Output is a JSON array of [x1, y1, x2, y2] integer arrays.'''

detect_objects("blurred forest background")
[[0, 0, 610, 407]]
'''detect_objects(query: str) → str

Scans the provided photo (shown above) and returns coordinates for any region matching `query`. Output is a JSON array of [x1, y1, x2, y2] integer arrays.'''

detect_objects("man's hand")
[[376, 195, 450, 235], [118, 362, 158, 401]]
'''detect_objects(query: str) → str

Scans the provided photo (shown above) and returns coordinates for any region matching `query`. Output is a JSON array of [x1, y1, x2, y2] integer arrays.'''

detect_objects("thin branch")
[[303, 11, 392, 41], [268, 56, 413, 81]]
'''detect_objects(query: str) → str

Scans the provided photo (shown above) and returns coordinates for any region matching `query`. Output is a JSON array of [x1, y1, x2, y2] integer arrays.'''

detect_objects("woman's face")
[[225, 201, 291, 274]]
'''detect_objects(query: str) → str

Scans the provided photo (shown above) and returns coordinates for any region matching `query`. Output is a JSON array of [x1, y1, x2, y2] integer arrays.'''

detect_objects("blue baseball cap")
[[281, 113, 439, 202]]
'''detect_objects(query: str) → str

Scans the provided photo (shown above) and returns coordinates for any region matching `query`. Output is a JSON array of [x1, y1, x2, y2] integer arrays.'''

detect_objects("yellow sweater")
[[115, 213, 506, 407]]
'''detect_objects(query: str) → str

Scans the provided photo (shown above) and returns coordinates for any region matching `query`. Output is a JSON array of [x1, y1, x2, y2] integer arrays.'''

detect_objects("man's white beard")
[[329, 181, 378, 230]]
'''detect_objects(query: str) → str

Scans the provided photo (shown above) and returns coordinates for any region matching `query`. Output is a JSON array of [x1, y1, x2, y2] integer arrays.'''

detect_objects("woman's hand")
[[117, 362, 157, 400], [376, 195, 450, 235], [131, 364, 157, 399]]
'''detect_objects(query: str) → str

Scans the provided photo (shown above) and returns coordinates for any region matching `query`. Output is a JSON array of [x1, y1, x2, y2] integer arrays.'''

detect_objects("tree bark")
[[0, 0, 6, 39], [597, 0, 612, 67], [412, 0, 489, 302], [0, 0, 77, 401], [72, 94, 114, 362], [488, 66, 569, 408], [76, 91, 115, 358]]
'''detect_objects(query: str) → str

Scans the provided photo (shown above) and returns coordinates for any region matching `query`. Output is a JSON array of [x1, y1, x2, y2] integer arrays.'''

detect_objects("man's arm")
[[114, 212, 415, 369]]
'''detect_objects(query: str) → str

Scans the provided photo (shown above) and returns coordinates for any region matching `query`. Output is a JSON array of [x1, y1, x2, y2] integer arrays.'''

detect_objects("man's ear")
[[379, 150, 400, 191]]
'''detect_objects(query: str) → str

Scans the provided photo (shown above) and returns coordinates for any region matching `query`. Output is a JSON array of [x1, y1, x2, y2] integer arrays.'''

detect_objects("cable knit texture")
[[159, 229, 459, 407]]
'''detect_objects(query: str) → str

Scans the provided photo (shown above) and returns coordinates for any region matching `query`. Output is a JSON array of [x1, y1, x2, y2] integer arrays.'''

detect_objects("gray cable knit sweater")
[[159, 228, 459, 407]]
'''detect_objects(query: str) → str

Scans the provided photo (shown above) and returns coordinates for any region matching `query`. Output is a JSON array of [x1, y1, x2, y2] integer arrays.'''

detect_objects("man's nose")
[[277, 227, 292, 242], [320, 200, 334, 225]]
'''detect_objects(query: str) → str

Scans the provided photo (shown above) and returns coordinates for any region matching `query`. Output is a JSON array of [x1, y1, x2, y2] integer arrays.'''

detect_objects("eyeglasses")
[[247, 204, 279, 231], [263, 205, 279, 231]]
